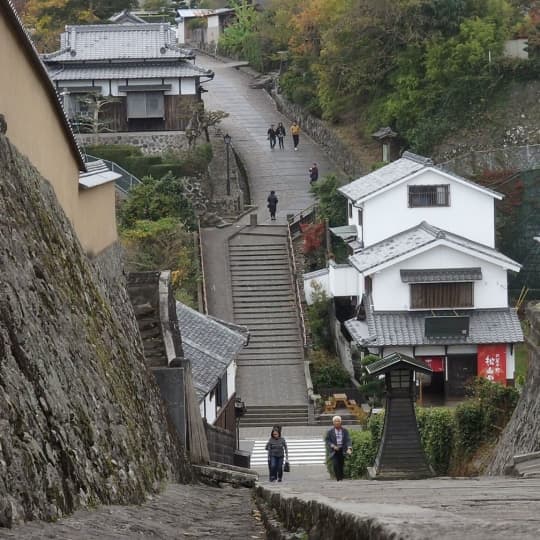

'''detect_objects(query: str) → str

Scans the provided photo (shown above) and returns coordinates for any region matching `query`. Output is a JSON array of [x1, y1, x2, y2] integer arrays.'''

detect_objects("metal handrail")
[[287, 203, 318, 229], [85, 153, 142, 193], [197, 218, 209, 315], [287, 221, 307, 348]]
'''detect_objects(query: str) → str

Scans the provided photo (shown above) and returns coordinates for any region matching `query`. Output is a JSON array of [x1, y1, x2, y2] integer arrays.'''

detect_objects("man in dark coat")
[[309, 163, 319, 184], [267, 190, 278, 221], [325, 415, 352, 481], [267, 124, 277, 149]]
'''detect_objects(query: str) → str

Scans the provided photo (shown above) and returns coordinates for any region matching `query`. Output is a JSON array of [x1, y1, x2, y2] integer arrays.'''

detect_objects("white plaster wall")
[[207, 15, 220, 43], [371, 245, 510, 311], [303, 271, 330, 304], [328, 263, 361, 297], [506, 344, 516, 379], [362, 170, 496, 247], [447, 345, 477, 354], [415, 346, 446, 356], [227, 361, 236, 401], [204, 392, 217, 424], [504, 39, 528, 59], [177, 22, 186, 44], [181, 78, 196, 95], [347, 202, 364, 244]]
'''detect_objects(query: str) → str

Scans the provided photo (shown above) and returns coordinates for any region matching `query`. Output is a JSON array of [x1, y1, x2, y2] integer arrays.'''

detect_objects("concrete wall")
[[205, 422, 235, 465], [0, 10, 81, 225], [303, 270, 330, 304], [371, 245, 510, 311], [360, 169, 496, 247], [77, 131, 190, 155]]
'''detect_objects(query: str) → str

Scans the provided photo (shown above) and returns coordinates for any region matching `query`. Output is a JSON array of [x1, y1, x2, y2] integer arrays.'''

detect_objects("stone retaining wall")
[[77, 131, 189, 155], [440, 144, 540, 176], [489, 302, 540, 474], [255, 486, 399, 540], [270, 90, 365, 178]]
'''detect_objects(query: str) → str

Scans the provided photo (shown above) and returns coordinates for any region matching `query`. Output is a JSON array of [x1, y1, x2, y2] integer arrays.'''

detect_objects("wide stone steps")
[[241, 405, 309, 427], [230, 227, 307, 413], [249, 438, 326, 466]]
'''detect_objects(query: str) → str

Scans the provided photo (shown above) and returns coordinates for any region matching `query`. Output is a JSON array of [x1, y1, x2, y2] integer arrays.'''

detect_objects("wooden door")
[[446, 355, 477, 397]]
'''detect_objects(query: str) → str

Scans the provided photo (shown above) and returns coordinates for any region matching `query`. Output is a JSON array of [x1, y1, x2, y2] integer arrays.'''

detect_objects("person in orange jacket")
[[291, 121, 301, 151]]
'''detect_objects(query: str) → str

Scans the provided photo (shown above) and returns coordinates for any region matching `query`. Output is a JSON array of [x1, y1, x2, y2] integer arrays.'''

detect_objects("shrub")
[[310, 350, 350, 391], [416, 407, 455, 475], [453, 401, 485, 460], [306, 285, 333, 351], [343, 430, 377, 479]]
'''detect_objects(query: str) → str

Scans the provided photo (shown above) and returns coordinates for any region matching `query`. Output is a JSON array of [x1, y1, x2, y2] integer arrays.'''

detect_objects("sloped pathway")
[[196, 54, 338, 223]]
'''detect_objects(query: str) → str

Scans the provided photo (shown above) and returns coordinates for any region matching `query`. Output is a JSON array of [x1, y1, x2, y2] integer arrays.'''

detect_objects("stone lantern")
[[372, 126, 398, 163], [366, 352, 434, 480]]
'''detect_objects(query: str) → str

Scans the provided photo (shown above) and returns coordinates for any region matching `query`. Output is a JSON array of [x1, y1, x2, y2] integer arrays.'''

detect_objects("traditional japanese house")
[[43, 23, 214, 132], [304, 152, 523, 398]]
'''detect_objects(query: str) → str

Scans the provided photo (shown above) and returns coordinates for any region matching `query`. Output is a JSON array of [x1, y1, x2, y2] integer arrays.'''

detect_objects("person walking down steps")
[[276, 122, 286, 149], [309, 163, 319, 184], [291, 121, 300, 151], [267, 190, 278, 221], [267, 124, 277, 150], [266, 427, 289, 482]]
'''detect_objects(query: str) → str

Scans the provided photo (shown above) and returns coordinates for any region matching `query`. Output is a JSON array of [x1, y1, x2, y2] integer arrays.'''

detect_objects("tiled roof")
[[400, 267, 483, 283], [329, 225, 357, 242], [79, 159, 121, 189], [346, 306, 524, 347], [48, 62, 212, 81], [338, 151, 502, 203], [43, 23, 193, 62], [348, 221, 520, 273], [366, 352, 433, 375], [176, 302, 247, 401]]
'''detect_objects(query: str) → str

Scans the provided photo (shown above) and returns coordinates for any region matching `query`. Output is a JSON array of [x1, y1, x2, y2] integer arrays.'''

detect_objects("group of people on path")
[[267, 121, 301, 151], [265, 416, 353, 483]]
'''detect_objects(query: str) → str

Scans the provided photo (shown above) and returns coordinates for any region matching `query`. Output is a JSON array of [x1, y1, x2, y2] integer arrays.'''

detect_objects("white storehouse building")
[[304, 152, 523, 397]]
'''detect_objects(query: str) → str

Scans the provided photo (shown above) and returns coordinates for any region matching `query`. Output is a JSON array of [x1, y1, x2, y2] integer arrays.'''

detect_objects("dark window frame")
[[408, 184, 450, 208], [348, 202, 353, 219], [410, 281, 474, 309]]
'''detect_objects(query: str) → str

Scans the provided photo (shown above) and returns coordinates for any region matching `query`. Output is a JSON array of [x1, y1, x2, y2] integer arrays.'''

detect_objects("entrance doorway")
[[446, 355, 477, 397]]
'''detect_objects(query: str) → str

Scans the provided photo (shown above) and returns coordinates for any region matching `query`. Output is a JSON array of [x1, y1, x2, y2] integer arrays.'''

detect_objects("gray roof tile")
[[366, 352, 433, 375], [338, 152, 501, 203], [176, 302, 247, 401], [48, 62, 211, 81], [44, 23, 193, 62], [400, 267, 483, 283], [346, 305, 524, 347], [349, 222, 520, 273]]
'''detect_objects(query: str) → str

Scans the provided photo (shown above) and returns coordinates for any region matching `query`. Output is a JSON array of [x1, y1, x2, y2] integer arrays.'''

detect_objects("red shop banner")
[[420, 357, 445, 372], [477, 344, 507, 385]]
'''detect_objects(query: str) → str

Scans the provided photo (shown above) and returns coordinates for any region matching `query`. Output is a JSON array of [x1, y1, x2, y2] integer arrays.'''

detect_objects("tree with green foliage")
[[121, 217, 199, 307], [119, 172, 197, 231], [310, 174, 347, 227]]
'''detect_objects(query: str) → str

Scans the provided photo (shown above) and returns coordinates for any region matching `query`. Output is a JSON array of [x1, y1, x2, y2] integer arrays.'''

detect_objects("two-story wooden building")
[[304, 152, 523, 397], [43, 22, 214, 132]]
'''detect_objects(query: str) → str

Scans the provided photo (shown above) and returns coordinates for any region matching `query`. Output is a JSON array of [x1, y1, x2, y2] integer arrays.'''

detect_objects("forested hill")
[[220, 0, 540, 159]]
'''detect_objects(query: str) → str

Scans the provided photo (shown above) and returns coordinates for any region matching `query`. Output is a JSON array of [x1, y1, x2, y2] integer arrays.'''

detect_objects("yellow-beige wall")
[[0, 12, 117, 256], [76, 184, 118, 256], [0, 14, 80, 221]]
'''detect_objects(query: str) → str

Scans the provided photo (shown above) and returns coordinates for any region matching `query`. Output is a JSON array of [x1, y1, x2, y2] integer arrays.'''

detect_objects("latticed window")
[[408, 184, 450, 207], [410, 282, 473, 309], [127, 92, 164, 119]]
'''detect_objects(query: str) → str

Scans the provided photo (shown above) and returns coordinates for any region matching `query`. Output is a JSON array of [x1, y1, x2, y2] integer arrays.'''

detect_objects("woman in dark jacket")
[[267, 190, 278, 221], [266, 427, 288, 482]]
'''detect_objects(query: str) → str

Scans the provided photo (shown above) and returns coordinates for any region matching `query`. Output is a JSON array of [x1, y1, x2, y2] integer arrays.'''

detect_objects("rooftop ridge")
[[402, 151, 434, 166]]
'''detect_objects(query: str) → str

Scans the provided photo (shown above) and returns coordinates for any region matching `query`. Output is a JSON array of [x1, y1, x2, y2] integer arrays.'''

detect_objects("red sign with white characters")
[[477, 345, 507, 385], [420, 357, 445, 372]]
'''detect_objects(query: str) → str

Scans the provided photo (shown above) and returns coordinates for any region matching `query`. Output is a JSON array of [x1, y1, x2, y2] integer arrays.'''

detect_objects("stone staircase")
[[241, 405, 309, 428], [229, 225, 308, 426]]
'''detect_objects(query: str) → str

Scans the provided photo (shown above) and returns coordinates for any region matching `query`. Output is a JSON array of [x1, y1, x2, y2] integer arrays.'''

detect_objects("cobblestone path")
[[0, 484, 265, 540]]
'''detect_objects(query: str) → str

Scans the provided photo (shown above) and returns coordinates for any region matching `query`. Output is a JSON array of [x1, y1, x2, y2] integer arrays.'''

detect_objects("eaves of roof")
[[1, 0, 85, 171]]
